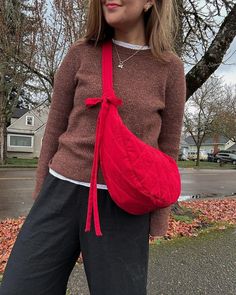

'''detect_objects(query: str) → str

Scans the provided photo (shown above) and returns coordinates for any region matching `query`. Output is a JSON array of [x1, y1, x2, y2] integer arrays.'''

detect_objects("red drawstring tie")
[[84, 95, 122, 236]]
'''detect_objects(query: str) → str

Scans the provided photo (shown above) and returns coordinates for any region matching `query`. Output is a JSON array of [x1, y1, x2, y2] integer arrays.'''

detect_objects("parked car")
[[178, 152, 189, 161], [188, 151, 197, 160], [215, 152, 236, 165], [207, 153, 217, 162], [188, 151, 208, 161], [216, 150, 236, 154]]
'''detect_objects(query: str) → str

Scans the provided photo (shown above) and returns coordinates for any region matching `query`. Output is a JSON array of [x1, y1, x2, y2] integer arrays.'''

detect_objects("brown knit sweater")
[[32, 39, 186, 236]]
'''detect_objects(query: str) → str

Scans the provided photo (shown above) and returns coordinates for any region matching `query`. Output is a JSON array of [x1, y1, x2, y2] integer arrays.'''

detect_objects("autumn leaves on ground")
[[0, 197, 236, 275]]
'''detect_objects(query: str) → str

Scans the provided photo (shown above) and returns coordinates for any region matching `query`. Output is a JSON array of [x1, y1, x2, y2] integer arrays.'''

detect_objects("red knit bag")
[[84, 39, 181, 236]]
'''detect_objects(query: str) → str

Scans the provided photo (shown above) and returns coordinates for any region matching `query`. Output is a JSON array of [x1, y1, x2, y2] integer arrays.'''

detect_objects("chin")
[[105, 18, 125, 30]]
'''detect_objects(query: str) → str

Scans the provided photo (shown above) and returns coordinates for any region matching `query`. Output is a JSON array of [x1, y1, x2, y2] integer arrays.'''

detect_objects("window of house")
[[26, 116, 34, 126], [9, 135, 33, 147]]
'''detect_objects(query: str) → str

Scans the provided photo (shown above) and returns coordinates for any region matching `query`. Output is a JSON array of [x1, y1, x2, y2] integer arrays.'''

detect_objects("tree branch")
[[186, 4, 236, 99]]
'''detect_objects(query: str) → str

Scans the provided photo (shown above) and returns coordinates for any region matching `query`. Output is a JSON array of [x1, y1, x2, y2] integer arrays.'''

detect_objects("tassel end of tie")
[[84, 225, 103, 237]]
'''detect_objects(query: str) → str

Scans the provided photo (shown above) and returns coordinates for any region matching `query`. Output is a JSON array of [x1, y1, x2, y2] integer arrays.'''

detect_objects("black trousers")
[[0, 172, 150, 295]]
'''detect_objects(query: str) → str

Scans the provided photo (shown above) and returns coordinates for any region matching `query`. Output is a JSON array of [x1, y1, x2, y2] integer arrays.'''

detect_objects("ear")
[[144, 0, 154, 12]]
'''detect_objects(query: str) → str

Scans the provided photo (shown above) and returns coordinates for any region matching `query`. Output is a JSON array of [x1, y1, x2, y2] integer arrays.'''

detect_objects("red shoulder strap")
[[102, 39, 115, 97], [84, 39, 122, 237]]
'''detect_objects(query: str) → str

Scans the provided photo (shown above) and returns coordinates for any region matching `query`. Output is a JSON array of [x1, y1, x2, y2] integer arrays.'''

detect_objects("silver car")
[[215, 152, 236, 165]]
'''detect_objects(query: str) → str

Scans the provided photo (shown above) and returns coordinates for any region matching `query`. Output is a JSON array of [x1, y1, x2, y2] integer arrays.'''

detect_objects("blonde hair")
[[78, 0, 179, 63]]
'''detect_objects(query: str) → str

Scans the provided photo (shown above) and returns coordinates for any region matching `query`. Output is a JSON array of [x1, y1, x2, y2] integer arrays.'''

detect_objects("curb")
[[0, 165, 37, 168]]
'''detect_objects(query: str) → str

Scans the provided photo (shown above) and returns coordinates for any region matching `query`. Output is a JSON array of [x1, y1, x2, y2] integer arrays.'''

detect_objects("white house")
[[7, 100, 49, 159], [184, 134, 235, 154]]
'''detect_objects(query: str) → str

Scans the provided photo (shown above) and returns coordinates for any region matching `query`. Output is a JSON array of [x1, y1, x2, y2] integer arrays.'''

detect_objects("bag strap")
[[102, 39, 115, 97], [84, 39, 122, 237]]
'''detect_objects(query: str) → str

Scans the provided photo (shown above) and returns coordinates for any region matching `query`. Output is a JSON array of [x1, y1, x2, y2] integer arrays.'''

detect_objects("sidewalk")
[[67, 227, 236, 295]]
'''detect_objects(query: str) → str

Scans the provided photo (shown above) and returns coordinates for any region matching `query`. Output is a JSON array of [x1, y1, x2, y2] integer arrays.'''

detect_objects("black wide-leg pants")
[[0, 172, 150, 295]]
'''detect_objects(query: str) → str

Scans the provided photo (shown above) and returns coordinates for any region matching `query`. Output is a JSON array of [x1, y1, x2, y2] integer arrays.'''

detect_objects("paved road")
[[67, 227, 236, 295], [179, 168, 236, 197], [0, 168, 236, 220]]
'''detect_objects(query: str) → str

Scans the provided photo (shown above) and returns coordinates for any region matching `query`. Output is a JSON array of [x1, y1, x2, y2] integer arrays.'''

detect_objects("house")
[[9, 107, 29, 125], [184, 134, 235, 154], [179, 136, 190, 159], [226, 142, 236, 153], [7, 100, 50, 159]]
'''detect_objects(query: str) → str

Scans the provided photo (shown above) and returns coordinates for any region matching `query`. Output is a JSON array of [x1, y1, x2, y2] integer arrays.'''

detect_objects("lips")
[[105, 3, 121, 8]]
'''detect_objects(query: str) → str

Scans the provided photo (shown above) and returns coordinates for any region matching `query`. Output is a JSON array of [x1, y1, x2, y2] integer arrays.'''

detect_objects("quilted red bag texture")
[[84, 39, 181, 236]]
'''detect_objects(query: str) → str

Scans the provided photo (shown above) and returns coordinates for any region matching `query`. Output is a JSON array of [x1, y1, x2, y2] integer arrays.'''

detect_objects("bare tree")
[[184, 1, 236, 99], [210, 83, 236, 143], [53, 0, 89, 43], [182, 0, 235, 62], [13, 0, 89, 104], [184, 76, 225, 166], [0, 0, 89, 164], [0, 0, 39, 164]]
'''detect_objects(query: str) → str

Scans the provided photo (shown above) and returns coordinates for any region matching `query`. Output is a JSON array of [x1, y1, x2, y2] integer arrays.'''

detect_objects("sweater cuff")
[[32, 170, 49, 200], [149, 205, 172, 236], [32, 179, 43, 200]]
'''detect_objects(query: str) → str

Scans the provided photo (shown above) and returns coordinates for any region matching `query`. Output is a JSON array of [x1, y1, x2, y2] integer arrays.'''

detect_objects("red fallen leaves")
[[0, 216, 26, 273], [166, 218, 202, 239], [181, 198, 236, 224], [0, 198, 236, 273], [162, 197, 236, 241]]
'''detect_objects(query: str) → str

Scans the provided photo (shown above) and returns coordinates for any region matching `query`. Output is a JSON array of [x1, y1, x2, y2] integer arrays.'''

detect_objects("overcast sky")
[[215, 37, 236, 85]]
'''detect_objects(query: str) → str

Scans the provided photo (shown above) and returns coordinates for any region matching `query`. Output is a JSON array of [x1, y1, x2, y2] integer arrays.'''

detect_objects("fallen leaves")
[[0, 198, 236, 273], [180, 198, 236, 224], [0, 216, 26, 273], [150, 197, 236, 242]]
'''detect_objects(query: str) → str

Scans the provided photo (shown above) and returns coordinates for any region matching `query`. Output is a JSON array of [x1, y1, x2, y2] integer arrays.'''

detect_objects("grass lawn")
[[2, 157, 38, 166], [0, 158, 235, 170], [177, 160, 236, 169]]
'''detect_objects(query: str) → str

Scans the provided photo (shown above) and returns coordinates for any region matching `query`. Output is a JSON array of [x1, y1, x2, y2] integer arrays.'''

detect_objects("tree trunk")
[[186, 4, 236, 99], [172, 0, 185, 214], [196, 145, 200, 167], [0, 96, 7, 165], [175, 0, 184, 57]]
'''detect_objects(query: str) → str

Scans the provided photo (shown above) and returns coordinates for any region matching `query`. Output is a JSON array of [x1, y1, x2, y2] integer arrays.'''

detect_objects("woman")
[[0, 0, 186, 294]]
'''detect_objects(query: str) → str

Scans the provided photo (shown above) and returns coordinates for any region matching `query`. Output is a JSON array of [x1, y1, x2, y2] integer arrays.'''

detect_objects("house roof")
[[12, 99, 49, 119], [185, 135, 229, 145], [226, 143, 236, 151], [12, 107, 29, 118], [180, 138, 189, 146]]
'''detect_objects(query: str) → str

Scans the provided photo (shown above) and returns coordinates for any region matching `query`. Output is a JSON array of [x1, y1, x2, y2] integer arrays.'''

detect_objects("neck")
[[114, 21, 147, 46]]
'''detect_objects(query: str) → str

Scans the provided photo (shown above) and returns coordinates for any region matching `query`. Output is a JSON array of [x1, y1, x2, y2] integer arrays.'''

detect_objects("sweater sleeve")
[[149, 54, 186, 236], [32, 44, 79, 200]]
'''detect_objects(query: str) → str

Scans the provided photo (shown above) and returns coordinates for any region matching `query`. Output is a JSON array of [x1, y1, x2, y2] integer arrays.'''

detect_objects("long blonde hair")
[[78, 0, 179, 62]]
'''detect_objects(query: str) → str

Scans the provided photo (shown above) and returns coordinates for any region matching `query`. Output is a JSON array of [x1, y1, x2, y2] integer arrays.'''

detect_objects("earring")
[[144, 4, 152, 12]]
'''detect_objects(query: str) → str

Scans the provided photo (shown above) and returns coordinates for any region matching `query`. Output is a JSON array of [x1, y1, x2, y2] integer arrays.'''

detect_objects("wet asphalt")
[[1, 168, 236, 220]]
